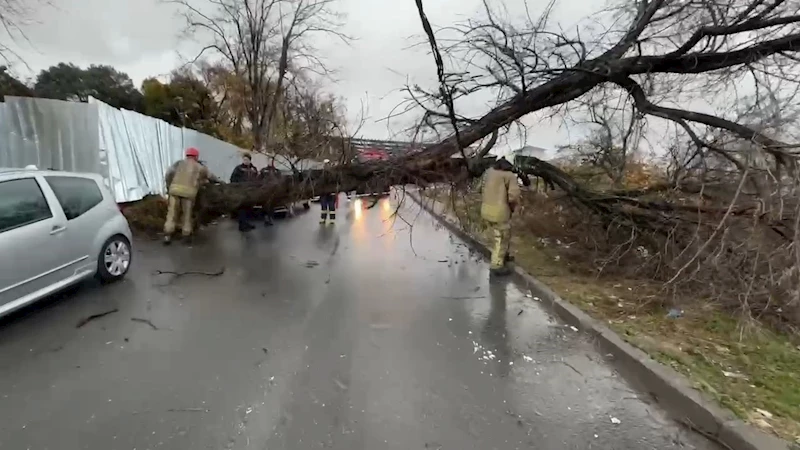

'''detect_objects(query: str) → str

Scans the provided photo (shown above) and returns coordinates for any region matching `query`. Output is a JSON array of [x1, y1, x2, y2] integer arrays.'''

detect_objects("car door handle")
[[50, 225, 66, 235]]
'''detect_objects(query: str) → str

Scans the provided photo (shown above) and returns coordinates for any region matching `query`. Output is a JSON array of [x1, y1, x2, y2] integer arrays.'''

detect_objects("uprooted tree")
[[139, 0, 800, 329]]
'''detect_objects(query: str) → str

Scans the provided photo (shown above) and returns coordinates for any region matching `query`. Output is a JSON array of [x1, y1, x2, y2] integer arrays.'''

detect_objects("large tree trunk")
[[195, 155, 492, 218]]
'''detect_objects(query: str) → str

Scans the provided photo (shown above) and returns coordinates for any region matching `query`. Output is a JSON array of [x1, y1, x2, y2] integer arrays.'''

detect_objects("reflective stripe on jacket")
[[166, 159, 210, 199], [480, 167, 520, 223]]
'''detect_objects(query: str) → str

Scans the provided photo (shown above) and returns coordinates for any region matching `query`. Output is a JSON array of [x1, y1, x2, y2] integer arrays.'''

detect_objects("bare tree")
[[0, 0, 48, 65], [406, 0, 800, 164], [560, 86, 646, 186], [277, 81, 345, 159], [170, 0, 348, 152]]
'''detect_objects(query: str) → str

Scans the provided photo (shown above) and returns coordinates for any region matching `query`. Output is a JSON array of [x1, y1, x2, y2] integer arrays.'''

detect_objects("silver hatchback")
[[0, 168, 133, 318]]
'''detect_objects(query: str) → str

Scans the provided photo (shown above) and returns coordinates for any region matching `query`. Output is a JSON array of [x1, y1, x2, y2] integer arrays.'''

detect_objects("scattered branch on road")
[[166, 408, 209, 413], [131, 317, 159, 330], [151, 267, 226, 288], [75, 308, 119, 328], [679, 418, 735, 450], [153, 268, 226, 278]]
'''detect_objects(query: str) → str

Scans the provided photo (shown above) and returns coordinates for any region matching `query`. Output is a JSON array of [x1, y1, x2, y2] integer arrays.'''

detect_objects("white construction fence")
[[0, 96, 310, 203]]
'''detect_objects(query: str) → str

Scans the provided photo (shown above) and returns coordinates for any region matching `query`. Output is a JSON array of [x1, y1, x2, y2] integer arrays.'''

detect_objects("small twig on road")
[[131, 317, 159, 330], [152, 267, 225, 287], [76, 308, 119, 328], [679, 418, 734, 450], [550, 359, 584, 376], [153, 267, 225, 278]]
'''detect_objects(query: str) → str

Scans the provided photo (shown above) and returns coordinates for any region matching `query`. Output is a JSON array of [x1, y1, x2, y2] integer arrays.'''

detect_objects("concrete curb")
[[409, 191, 792, 450]]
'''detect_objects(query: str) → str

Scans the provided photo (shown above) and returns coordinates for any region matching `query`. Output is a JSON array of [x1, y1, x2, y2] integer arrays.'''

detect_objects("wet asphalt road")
[[0, 194, 718, 450]]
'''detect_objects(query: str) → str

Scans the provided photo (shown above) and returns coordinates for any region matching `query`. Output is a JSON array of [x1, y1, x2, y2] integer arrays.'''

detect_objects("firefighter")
[[319, 192, 338, 224], [319, 159, 338, 224], [480, 156, 521, 276], [230, 153, 260, 231], [163, 147, 218, 245]]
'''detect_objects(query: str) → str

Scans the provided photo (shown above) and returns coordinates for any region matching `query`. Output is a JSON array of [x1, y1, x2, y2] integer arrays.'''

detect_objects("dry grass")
[[425, 186, 800, 442]]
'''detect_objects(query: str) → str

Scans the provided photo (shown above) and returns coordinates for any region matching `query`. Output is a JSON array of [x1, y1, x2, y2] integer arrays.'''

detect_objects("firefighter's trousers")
[[320, 194, 337, 222], [487, 220, 511, 269], [164, 195, 195, 236]]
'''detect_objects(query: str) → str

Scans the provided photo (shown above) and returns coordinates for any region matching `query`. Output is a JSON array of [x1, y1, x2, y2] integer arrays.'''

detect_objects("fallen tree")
[[123, 0, 800, 332], [123, 155, 496, 232]]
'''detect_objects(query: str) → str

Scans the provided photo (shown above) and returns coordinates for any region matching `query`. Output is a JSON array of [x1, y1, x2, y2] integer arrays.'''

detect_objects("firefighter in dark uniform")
[[319, 159, 338, 224], [319, 192, 338, 224]]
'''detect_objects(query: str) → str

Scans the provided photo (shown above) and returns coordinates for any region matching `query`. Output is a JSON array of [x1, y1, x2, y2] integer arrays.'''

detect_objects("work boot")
[[163, 235, 172, 246], [239, 222, 255, 232], [504, 254, 515, 263], [264, 216, 274, 226], [490, 266, 512, 277], [182, 235, 194, 246]]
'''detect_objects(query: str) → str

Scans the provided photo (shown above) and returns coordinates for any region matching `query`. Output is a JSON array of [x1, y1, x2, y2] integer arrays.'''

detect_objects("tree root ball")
[[121, 195, 169, 236]]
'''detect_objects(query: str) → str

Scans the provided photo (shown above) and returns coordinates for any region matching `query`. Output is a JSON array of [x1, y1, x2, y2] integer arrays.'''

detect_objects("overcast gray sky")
[[6, 0, 608, 155]]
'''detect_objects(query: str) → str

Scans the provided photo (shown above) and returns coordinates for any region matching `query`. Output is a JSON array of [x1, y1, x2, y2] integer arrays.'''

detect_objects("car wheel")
[[97, 235, 132, 283]]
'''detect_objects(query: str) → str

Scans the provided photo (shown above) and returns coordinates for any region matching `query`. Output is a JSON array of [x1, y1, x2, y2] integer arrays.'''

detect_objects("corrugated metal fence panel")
[[1, 96, 332, 202], [0, 97, 101, 175], [183, 128, 245, 182], [93, 97, 245, 202], [97, 99, 148, 201]]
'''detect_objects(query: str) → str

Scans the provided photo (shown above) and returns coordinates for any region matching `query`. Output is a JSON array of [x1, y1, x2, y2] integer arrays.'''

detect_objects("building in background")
[[510, 145, 550, 169], [349, 138, 425, 162]]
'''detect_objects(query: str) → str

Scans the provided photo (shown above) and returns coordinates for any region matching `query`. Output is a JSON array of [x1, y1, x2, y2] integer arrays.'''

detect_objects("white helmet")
[[24, 164, 38, 170], [323, 159, 330, 164]]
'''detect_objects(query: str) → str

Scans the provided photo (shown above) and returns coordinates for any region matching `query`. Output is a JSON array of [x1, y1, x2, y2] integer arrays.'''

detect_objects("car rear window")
[[0, 178, 53, 233], [45, 176, 104, 220]]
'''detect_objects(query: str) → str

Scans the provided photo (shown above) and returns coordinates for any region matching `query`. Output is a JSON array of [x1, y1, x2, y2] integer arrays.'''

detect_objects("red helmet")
[[185, 147, 200, 158]]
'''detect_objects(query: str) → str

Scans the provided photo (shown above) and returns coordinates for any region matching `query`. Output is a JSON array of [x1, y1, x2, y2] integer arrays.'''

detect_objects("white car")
[[0, 168, 133, 318]]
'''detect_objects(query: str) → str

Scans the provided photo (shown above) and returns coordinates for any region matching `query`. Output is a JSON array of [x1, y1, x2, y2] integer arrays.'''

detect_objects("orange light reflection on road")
[[351, 197, 366, 242], [354, 198, 363, 221]]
